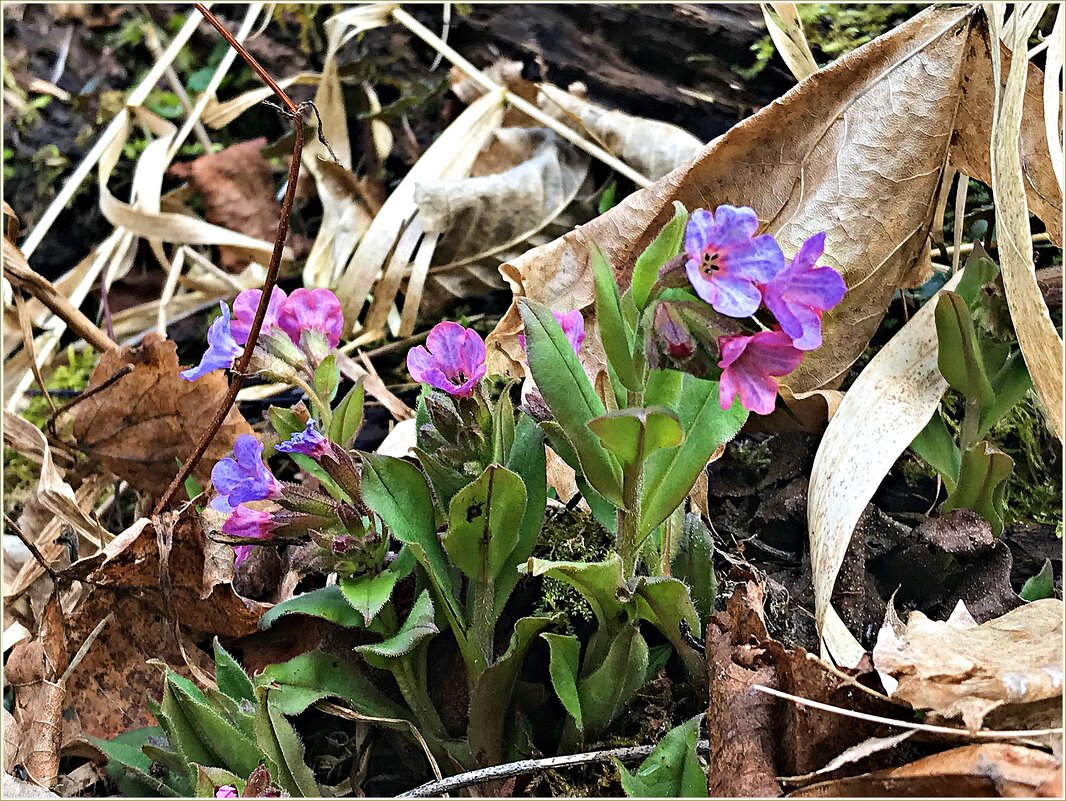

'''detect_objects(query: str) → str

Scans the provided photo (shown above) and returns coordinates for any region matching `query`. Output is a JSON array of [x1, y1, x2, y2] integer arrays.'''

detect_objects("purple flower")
[[761, 232, 847, 351], [276, 419, 332, 460], [718, 330, 803, 415], [212, 434, 281, 505], [180, 303, 243, 381], [279, 288, 344, 348], [407, 321, 487, 397], [231, 286, 288, 346], [684, 206, 784, 318], [224, 505, 276, 566], [214, 786, 239, 799], [518, 309, 585, 355]]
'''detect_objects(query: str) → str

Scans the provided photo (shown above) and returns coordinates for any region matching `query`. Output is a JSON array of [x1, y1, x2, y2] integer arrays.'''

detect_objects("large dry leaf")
[[71, 333, 253, 499], [872, 599, 1064, 732], [486, 6, 1062, 393], [807, 271, 962, 667]]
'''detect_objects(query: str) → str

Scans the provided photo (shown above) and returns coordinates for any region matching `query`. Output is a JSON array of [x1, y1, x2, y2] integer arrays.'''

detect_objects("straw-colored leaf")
[[334, 89, 507, 335], [201, 72, 321, 129], [807, 272, 962, 667], [537, 84, 702, 182], [761, 2, 819, 81], [987, 6, 1064, 440], [1043, 6, 1064, 192]]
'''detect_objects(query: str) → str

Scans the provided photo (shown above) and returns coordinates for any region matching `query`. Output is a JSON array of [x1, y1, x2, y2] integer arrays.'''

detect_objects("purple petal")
[[709, 205, 760, 244], [457, 328, 487, 381], [276, 419, 331, 459], [223, 505, 275, 539], [279, 288, 344, 347], [747, 330, 804, 375], [684, 209, 716, 261], [211, 458, 243, 497], [719, 234, 784, 284], [426, 321, 467, 368], [231, 287, 288, 345], [707, 272, 764, 318], [233, 433, 264, 466], [407, 345, 437, 385], [554, 310, 586, 353], [789, 231, 826, 272], [180, 303, 241, 381]]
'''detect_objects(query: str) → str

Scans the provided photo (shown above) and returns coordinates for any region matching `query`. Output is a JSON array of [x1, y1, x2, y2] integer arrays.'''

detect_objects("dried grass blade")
[[762, 3, 819, 80]]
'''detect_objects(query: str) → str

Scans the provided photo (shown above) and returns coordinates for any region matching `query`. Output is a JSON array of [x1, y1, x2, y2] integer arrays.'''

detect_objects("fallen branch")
[[396, 740, 711, 798]]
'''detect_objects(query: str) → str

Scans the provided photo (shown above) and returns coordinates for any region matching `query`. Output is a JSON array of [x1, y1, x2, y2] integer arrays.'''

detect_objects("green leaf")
[[212, 638, 255, 704], [671, 514, 717, 629], [254, 687, 319, 797], [257, 651, 408, 719], [592, 243, 641, 392], [361, 453, 459, 620], [89, 728, 185, 797], [640, 374, 747, 538], [588, 406, 682, 466], [955, 243, 1000, 307], [329, 380, 365, 447], [934, 291, 995, 407], [978, 350, 1032, 438], [341, 570, 401, 626], [468, 616, 555, 766], [630, 201, 686, 311], [542, 633, 583, 732], [260, 585, 365, 630], [635, 577, 704, 680], [644, 369, 683, 408], [615, 715, 707, 797], [314, 354, 340, 404], [598, 179, 617, 214], [523, 555, 630, 636], [578, 626, 649, 737], [193, 765, 243, 798], [355, 590, 438, 666], [445, 465, 527, 582], [291, 452, 348, 501], [1020, 559, 1055, 601], [492, 385, 517, 463], [496, 415, 547, 614], [943, 441, 1014, 536], [911, 412, 961, 489], [269, 406, 305, 441], [414, 448, 469, 514], [164, 673, 263, 777], [520, 299, 623, 504]]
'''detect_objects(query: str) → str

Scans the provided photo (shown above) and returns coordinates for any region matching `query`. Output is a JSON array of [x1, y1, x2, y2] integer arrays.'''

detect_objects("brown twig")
[[45, 363, 134, 440], [154, 4, 305, 515]]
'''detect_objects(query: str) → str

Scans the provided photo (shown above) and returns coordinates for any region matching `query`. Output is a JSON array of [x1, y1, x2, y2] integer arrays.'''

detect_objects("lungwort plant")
[[103, 204, 845, 792]]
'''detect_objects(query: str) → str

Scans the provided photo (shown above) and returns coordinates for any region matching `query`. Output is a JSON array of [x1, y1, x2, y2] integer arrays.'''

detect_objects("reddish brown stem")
[[154, 4, 304, 515]]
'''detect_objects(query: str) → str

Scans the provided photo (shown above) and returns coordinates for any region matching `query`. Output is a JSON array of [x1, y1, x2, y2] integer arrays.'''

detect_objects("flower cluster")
[[211, 434, 281, 566], [182, 287, 344, 382], [683, 205, 846, 414]]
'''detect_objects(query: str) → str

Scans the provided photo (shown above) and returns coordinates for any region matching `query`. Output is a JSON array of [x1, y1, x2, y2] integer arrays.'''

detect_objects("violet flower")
[[212, 434, 281, 506], [684, 205, 784, 318], [518, 309, 585, 355], [180, 303, 242, 381], [407, 321, 487, 397], [718, 330, 803, 415], [761, 232, 847, 350], [231, 286, 288, 346], [279, 288, 344, 348], [224, 505, 276, 567], [276, 419, 332, 460], [214, 786, 239, 799]]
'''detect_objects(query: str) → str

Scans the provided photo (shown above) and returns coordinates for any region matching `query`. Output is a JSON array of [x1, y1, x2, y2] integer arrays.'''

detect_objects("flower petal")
[[684, 208, 716, 261], [709, 205, 760, 244], [231, 286, 287, 345], [708, 272, 764, 318]]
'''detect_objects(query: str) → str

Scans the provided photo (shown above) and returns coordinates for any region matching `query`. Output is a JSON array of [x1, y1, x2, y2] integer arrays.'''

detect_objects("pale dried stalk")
[[141, 22, 213, 152], [762, 3, 819, 80], [390, 6, 652, 188]]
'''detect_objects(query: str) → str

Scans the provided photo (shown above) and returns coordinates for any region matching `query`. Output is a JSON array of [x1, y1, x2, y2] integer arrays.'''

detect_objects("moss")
[[3, 346, 97, 515], [738, 4, 915, 80], [992, 395, 1062, 527], [531, 507, 614, 630]]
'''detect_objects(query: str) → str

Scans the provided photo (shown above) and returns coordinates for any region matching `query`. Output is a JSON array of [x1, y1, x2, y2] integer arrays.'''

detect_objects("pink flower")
[[517, 309, 585, 355], [231, 287, 288, 346], [684, 206, 784, 318], [278, 288, 344, 348], [214, 786, 239, 799], [718, 330, 803, 415], [223, 505, 276, 567], [761, 233, 847, 350], [407, 322, 487, 397]]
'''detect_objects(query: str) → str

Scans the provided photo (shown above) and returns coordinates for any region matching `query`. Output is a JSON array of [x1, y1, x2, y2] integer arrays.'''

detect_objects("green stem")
[[618, 422, 645, 579], [380, 603, 449, 744], [471, 577, 495, 675], [961, 394, 981, 453], [292, 374, 332, 430]]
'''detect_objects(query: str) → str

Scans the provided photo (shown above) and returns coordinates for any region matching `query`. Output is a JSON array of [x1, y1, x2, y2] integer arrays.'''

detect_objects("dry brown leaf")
[[789, 743, 1063, 798], [169, 138, 293, 272], [486, 6, 1062, 394], [873, 599, 1065, 732], [70, 333, 253, 499]]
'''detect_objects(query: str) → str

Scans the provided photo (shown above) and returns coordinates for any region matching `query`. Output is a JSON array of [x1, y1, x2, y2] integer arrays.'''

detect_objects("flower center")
[[450, 370, 468, 386], [701, 249, 721, 275]]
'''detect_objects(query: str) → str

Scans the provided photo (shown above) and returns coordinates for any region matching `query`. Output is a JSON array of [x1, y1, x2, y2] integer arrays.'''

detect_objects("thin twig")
[[154, 4, 306, 515], [752, 684, 1065, 739], [46, 364, 135, 440], [5, 514, 60, 582], [397, 740, 711, 797]]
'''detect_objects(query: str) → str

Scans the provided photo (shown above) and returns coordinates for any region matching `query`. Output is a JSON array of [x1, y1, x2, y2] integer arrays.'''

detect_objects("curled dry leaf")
[[789, 743, 1063, 798], [872, 598, 1064, 732], [537, 83, 703, 182], [486, 6, 1062, 392], [71, 332, 253, 499]]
